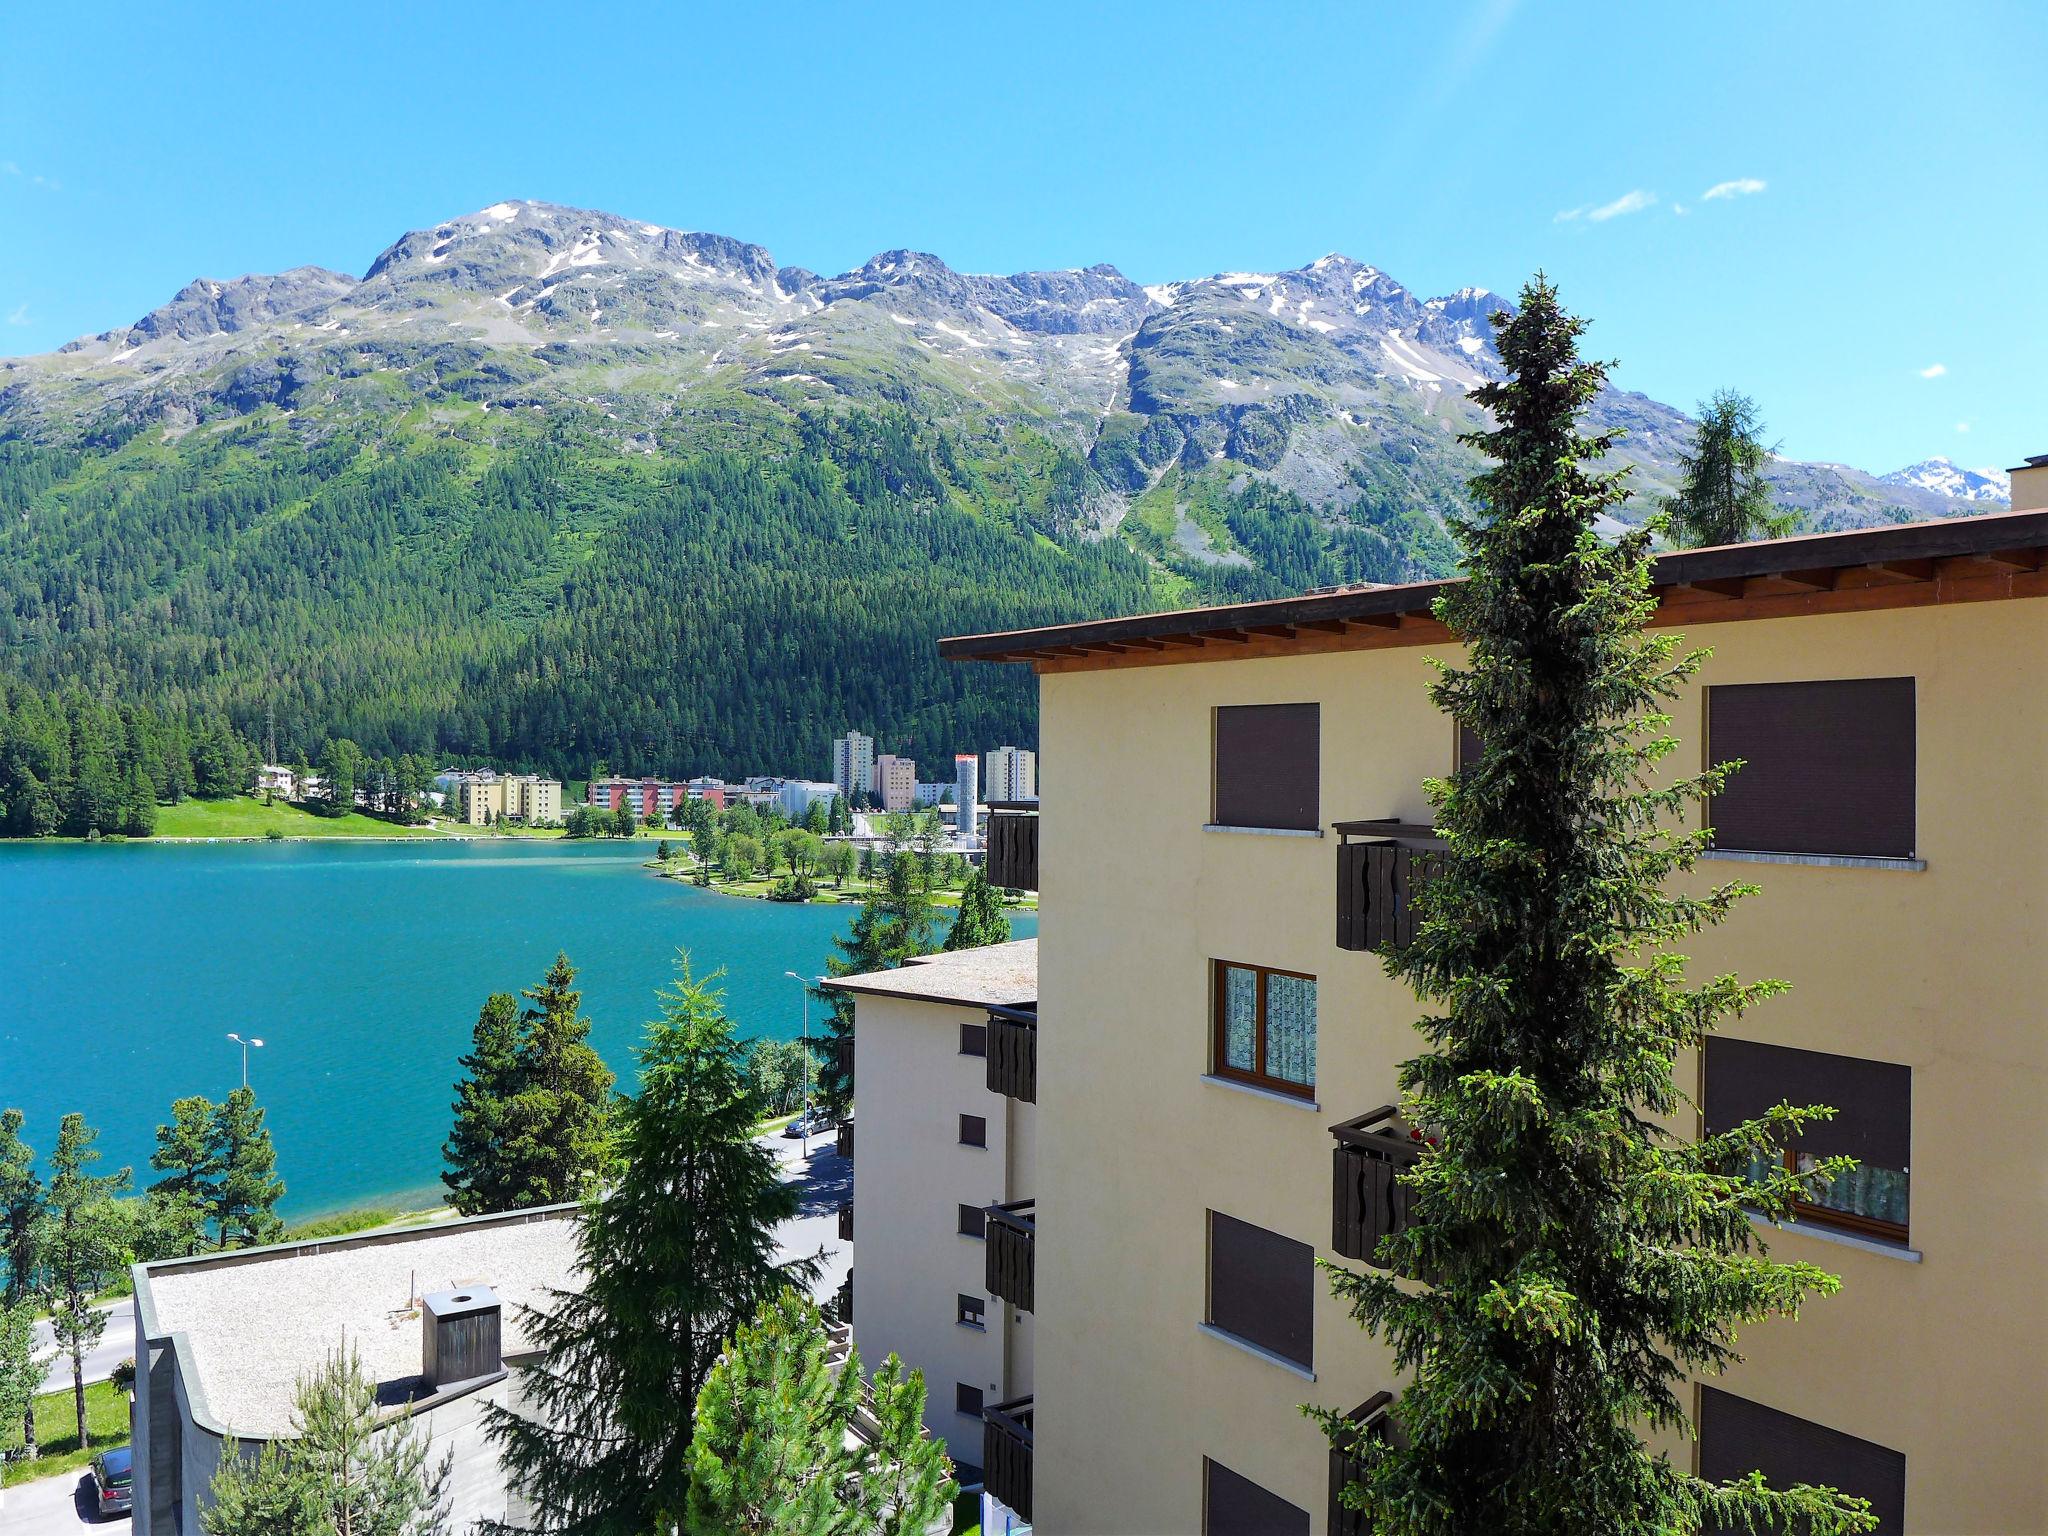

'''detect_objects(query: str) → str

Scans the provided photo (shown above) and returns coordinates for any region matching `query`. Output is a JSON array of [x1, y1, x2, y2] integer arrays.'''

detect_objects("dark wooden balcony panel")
[[986, 1007, 1038, 1103], [984, 1199, 1036, 1314], [986, 807, 1040, 892], [837, 1118, 854, 1160], [1328, 1391, 1396, 1536], [837, 1202, 853, 1242], [983, 1395, 1035, 1522], [1332, 1106, 1421, 1267], [1335, 825, 1446, 953]]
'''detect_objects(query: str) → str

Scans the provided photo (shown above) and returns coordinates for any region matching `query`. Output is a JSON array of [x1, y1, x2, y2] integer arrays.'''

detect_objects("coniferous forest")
[[0, 408, 1169, 809]]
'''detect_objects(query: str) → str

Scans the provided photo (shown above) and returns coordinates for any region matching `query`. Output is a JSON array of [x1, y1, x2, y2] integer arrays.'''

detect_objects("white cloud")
[[1918, 363, 1947, 379], [1587, 189, 1656, 222], [1702, 178, 1767, 201], [4, 304, 28, 326], [1955, 421, 1972, 434], [1672, 203, 1688, 216], [1, 159, 59, 190]]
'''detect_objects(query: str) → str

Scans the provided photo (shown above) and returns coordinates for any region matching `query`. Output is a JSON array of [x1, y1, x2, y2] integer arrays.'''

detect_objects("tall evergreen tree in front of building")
[[0, 1109, 42, 1459], [1318, 278, 1874, 1536], [483, 960, 816, 1536], [815, 855, 937, 1113], [442, 993, 528, 1216], [211, 1088, 285, 1249], [44, 1113, 130, 1450], [1662, 388, 1795, 548], [496, 955, 616, 1208], [943, 868, 1010, 952]]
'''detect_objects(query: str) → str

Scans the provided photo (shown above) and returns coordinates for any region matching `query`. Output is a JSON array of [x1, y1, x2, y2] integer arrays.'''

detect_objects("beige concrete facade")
[[455, 773, 562, 825], [1018, 592, 2047, 1533], [878, 753, 920, 812], [2012, 456, 2048, 511], [829, 942, 1039, 1471]]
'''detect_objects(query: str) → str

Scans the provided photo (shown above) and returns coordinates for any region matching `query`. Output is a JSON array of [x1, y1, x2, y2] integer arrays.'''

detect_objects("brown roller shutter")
[[1699, 1388, 1905, 1535], [1205, 1458, 1311, 1536], [1207, 1211, 1314, 1369], [1703, 1038, 1911, 1170], [1707, 678, 1915, 858], [1456, 722, 1485, 772], [1214, 704, 1320, 831]]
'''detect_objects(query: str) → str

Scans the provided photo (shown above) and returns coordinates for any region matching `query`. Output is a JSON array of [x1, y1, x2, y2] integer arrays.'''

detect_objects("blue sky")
[[2, 1, 2040, 474]]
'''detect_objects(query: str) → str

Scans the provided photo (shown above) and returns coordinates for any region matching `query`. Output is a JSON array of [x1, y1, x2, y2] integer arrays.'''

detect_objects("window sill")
[[1197, 1323, 1316, 1382], [1702, 850, 1925, 872], [1200, 1074, 1320, 1113], [1203, 823, 1324, 839], [1746, 1211, 1921, 1263], [957, 1320, 987, 1333]]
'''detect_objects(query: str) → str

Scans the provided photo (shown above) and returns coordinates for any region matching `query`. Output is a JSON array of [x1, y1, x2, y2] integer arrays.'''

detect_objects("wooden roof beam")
[[1744, 568, 1838, 596], [1666, 577, 1748, 601], [1836, 558, 1936, 589], [1199, 628, 1253, 644]]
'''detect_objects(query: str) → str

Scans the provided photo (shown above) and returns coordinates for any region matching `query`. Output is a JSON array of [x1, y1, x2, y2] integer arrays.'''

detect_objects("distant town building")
[[875, 753, 918, 812], [777, 779, 839, 821], [587, 776, 689, 819], [832, 731, 876, 799], [686, 776, 729, 810], [983, 745, 1037, 803], [954, 753, 979, 840], [254, 764, 296, 796], [457, 772, 562, 825], [914, 781, 952, 809]]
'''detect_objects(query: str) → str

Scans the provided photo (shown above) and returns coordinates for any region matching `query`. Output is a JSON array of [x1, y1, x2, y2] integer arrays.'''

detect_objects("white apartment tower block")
[[983, 745, 1037, 803], [833, 731, 876, 799]]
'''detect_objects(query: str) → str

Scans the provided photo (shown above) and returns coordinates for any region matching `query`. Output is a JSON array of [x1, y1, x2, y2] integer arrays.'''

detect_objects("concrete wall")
[[849, 990, 1034, 1469], [1030, 596, 2047, 1534], [2011, 461, 2047, 512]]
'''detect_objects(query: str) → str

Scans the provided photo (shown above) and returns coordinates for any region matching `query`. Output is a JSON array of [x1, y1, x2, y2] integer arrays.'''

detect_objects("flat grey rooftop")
[[143, 1210, 581, 1439], [824, 936, 1037, 1008]]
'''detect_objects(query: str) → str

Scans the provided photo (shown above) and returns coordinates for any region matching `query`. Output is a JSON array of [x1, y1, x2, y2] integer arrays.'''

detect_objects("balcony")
[[1332, 1107, 1421, 1269], [986, 1004, 1038, 1103], [1328, 1391, 1396, 1536], [982, 1395, 1035, 1522], [1334, 821, 1446, 952], [985, 802, 1039, 891], [837, 1202, 853, 1242], [984, 1198, 1036, 1313], [837, 1118, 854, 1161]]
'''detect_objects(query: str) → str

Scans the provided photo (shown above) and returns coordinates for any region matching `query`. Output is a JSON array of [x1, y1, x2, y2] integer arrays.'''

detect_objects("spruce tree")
[[148, 1095, 220, 1256], [45, 1113, 131, 1449], [202, 1345, 452, 1536], [0, 1297, 49, 1462], [500, 955, 615, 1206], [1318, 277, 1874, 1536], [483, 959, 817, 1535], [1662, 389, 1795, 548], [442, 993, 527, 1216], [212, 1088, 285, 1249], [943, 867, 1010, 952], [0, 1109, 42, 1458], [686, 1290, 953, 1536]]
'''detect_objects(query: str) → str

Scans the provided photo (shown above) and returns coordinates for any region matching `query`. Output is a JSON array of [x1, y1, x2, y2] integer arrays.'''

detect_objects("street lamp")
[[225, 1032, 265, 1090], [783, 971, 817, 1157]]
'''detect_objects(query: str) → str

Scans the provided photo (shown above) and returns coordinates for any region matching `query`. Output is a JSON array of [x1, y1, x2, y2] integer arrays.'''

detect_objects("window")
[[1455, 720, 1484, 773], [957, 1294, 986, 1330], [960, 1021, 988, 1057], [1707, 678, 1916, 858], [1213, 703, 1319, 831], [955, 1383, 984, 1418], [958, 1203, 986, 1239], [1206, 1211, 1314, 1370], [1204, 1457, 1310, 1536], [1213, 962, 1317, 1097], [1704, 1038, 1911, 1242], [1698, 1388, 1904, 1536], [959, 1113, 987, 1148]]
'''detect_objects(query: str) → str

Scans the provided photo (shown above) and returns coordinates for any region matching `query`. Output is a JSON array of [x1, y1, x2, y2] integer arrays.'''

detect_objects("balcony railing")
[[837, 1118, 854, 1161], [986, 1004, 1038, 1103], [1328, 1391, 1396, 1536], [1334, 821, 1446, 952], [982, 1394, 1035, 1522], [1332, 1106, 1421, 1269], [984, 1199, 1036, 1313], [837, 1202, 853, 1242], [985, 802, 1039, 892]]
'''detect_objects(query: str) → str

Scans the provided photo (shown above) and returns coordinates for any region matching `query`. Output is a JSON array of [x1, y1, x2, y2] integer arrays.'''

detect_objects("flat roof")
[[822, 937, 1037, 1009], [140, 1207, 581, 1439], [939, 508, 2048, 670]]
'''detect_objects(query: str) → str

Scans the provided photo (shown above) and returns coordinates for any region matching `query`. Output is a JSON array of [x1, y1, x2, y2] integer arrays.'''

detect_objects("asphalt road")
[[0, 1134, 850, 1533], [31, 1302, 133, 1396]]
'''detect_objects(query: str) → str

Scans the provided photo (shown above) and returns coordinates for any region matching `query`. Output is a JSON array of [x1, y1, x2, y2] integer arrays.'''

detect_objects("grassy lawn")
[[153, 795, 446, 840], [1, 1379, 128, 1489], [756, 1111, 800, 1136], [952, 1488, 981, 1535]]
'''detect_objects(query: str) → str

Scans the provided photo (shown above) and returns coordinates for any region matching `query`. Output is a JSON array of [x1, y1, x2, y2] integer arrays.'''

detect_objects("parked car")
[[780, 1111, 825, 1139], [92, 1447, 133, 1519]]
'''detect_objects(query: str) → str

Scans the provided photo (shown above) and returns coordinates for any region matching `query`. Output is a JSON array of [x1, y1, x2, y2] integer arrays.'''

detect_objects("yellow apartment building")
[[454, 772, 563, 826], [935, 507, 2048, 1535]]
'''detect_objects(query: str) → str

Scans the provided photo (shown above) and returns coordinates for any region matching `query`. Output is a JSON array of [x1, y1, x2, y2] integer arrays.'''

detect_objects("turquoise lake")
[[0, 839, 1033, 1216]]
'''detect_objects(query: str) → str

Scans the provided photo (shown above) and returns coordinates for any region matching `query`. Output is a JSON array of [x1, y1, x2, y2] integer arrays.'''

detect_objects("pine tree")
[[498, 956, 615, 1207], [685, 1290, 953, 1536], [0, 1109, 42, 1458], [482, 959, 817, 1535], [816, 856, 937, 1113], [45, 1113, 131, 1449], [1317, 277, 1873, 1536], [0, 1297, 49, 1462], [212, 1088, 285, 1249], [202, 1345, 452, 1536], [147, 1095, 220, 1257], [1662, 389, 1795, 548], [943, 868, 1010, 952], [442, 993, 528, 1216]]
